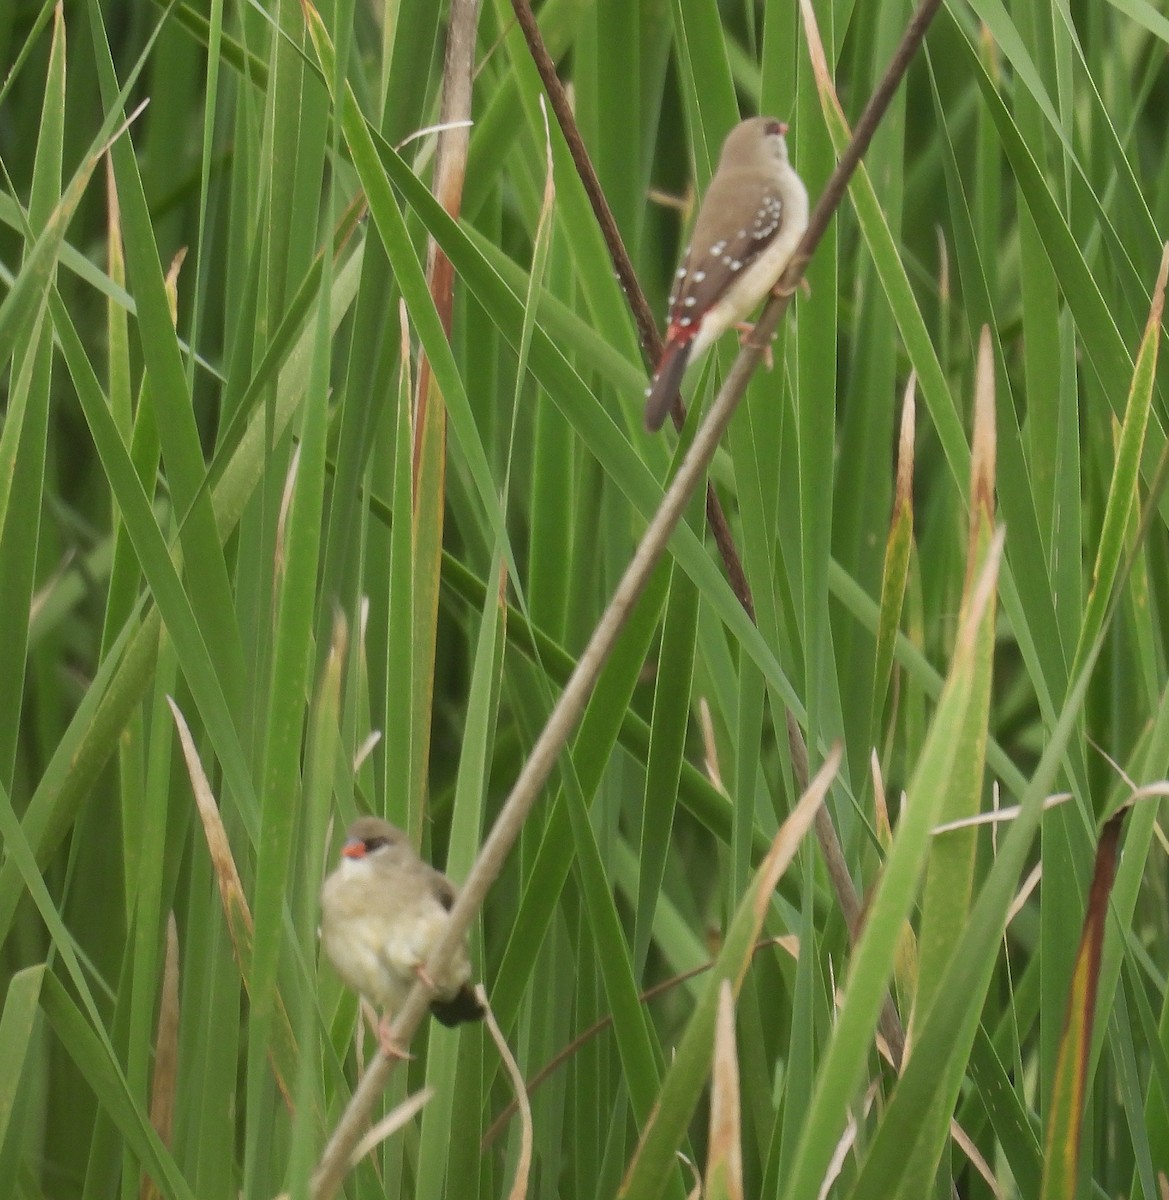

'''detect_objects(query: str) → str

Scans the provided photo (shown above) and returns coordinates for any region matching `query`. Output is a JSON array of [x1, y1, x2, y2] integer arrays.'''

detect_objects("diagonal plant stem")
[[311, 1, 940, 1193]]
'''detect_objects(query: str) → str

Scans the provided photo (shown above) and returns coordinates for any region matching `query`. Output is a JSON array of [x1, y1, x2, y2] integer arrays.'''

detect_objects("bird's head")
[[341, 816, 408, 860], [719, 116, 790, 171]]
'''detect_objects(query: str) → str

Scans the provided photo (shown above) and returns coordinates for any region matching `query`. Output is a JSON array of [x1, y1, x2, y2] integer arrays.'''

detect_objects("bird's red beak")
[[778, 120, 789, 135], [342, 838, 367, 859]]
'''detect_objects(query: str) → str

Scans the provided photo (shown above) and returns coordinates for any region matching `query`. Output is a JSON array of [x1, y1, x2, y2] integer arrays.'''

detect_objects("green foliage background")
[[1, 0, 1168, 1197]]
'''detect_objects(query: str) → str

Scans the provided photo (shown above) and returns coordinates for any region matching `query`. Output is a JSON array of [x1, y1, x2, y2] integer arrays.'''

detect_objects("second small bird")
[[320, 816, 484, 1056], [644, 116, 809, 432]]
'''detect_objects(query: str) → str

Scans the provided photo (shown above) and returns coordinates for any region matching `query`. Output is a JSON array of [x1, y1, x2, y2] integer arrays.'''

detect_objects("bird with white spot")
[[644, 117, 809, 432]]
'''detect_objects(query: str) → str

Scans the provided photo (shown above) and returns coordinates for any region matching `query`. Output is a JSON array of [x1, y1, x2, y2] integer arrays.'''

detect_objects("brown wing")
[[666, 169, 787, 335]]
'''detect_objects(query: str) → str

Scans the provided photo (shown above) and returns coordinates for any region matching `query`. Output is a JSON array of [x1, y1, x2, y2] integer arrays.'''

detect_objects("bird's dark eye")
[[363, 836, 390, 852], [765, 119, 782, 136]]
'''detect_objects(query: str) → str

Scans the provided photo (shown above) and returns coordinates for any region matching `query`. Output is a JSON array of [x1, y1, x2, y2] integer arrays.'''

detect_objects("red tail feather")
[[644, 340, 693, 432]]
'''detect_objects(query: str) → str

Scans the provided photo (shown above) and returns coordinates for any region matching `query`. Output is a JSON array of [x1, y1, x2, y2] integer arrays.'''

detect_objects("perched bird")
[[644, 116, 809, 432], [320, 816, 484, 1055]]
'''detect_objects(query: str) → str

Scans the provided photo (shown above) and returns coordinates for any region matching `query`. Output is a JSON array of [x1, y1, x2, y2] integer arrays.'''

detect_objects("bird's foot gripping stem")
[[735, 321, 774, 369], [377, 1014, 415, 1060]]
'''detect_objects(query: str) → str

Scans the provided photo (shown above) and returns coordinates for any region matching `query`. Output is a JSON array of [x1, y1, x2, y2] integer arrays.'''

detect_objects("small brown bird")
[[320, 816, 484, 1054], [644, 116, 809, 432]]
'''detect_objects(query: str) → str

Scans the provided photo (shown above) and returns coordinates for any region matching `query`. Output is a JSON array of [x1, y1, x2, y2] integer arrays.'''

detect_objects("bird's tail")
[[430, 984, 485, 1027], [644, 339, 693, 432]]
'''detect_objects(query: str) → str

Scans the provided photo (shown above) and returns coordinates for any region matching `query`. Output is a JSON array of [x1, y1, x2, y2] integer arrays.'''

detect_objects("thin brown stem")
[[508, 0, 658, 359], [508, 0, 755, 615]]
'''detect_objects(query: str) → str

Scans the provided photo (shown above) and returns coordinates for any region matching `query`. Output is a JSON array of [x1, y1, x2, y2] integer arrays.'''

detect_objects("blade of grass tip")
[[913, 325, 998, 1034], [1040, 811, 1128, 1200], [1069, 242, 1169, 685], [0, 88, 128, 385], [869, 372, 916, 750], [1116, 415, 1161, 705], [99, 158, 143, 659], [0, 966, 46, 1152], [168, 691, 252, 938], [0, 1, 54, 112], [384, 300, 416, 829], [167, 697, 298, 1112]]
